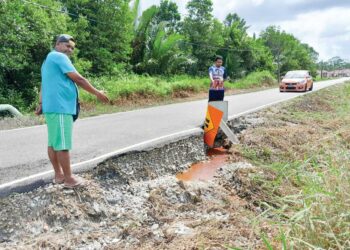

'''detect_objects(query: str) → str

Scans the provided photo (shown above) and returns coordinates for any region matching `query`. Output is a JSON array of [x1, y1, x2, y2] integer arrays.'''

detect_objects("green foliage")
[[61, 0, 134, 75], [260, 26, 318, 77], [73, 57, 93, 75], [219, 13, 275, 79], [154, 0, 181, 32], [131, 5, 159, 67], [131, 0, 141, 29], [0, 0, 68, 111], [142, 25, 195, 74], [132, 4, 194, 75], [182, 0, 224, 75]]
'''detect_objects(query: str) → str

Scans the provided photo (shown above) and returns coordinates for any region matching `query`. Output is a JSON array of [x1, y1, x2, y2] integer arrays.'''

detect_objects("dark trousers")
[[208, 89, 225, 102]]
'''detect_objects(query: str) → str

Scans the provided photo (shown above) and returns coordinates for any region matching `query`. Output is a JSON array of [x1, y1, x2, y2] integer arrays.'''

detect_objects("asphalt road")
[[0, 78, 348, 185]]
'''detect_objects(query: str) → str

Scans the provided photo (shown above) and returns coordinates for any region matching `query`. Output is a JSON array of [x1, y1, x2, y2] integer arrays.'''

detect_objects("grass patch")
[[74, 71, 277, 118], [237, 82, 350, 249], [79, 74, 209, 104], [80, 71, 277, 105], [232, 71, 277, 89], [314, 76, 336, 81]]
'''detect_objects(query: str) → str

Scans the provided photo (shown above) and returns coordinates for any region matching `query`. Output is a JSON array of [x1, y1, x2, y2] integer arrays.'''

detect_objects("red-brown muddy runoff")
[[176, 147, 228, 181]]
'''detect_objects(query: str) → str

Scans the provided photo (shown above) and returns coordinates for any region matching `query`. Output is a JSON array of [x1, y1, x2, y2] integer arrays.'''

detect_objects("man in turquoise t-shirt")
[[36, 34, 109, 188]]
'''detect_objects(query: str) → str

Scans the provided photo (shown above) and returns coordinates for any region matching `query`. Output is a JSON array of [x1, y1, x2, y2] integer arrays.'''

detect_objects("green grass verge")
[[79, 71, 277, 105], [232, 70, 277, 89], [239, 83, 350, 249], [314, 75, 335, 81]]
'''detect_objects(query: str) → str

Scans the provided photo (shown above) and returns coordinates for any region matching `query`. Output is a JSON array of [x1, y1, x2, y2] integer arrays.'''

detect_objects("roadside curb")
[[0, 129, 203, 197]]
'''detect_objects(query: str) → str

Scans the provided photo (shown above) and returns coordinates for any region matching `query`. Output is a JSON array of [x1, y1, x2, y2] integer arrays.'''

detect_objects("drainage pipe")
[[0, 104, 23, 117]]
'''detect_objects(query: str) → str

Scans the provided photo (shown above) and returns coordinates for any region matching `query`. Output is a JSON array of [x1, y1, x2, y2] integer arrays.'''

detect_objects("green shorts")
[[45, 113, 73, 151]]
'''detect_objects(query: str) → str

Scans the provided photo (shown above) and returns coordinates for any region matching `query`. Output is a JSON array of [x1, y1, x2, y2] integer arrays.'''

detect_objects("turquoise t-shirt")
[[41, 50, 77, 115]]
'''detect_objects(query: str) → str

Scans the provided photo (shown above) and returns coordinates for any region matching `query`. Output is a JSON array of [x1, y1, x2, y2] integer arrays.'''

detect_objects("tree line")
[[318, 57, 350, 71], [1, 0, 320, 110]]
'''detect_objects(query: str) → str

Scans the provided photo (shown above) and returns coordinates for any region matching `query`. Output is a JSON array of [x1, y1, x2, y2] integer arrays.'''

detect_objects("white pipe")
[[0, 104, 23, 116]]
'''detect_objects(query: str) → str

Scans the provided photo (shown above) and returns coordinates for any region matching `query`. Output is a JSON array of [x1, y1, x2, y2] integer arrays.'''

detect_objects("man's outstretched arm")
[[67, 72, 109, 103]]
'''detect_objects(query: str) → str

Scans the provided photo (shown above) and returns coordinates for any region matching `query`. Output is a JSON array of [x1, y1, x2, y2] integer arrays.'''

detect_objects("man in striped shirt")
[[208, 55, 228, 102]]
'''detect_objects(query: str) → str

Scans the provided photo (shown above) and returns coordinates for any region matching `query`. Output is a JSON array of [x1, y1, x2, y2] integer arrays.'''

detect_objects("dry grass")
[[237, 83, 350, 249], [0, 115, 43, 130]]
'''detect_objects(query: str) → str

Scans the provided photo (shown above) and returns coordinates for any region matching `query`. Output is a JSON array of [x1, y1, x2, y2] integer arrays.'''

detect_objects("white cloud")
[[252, 0, 265, 6], [276, 7, 350, 60]]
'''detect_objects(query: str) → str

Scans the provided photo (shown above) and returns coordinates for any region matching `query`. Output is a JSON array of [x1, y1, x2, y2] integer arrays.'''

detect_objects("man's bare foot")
[[64, 176, 87, 188]]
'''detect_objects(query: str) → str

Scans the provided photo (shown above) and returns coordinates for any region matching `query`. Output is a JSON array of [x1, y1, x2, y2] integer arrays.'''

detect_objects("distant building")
[[317, 69, 350, 78]]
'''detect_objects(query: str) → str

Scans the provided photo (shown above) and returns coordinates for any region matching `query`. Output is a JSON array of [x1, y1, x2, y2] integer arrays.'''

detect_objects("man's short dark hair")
[[215, 55, 223, 61], [55, 34, 75, 44]]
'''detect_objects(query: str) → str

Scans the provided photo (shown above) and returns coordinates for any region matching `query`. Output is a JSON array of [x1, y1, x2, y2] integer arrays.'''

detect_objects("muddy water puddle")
[[176, 147, 229, 181]]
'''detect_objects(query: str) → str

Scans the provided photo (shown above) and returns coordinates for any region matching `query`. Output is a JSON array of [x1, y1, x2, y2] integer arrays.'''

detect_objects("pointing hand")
[[96, 91, 109, 104]]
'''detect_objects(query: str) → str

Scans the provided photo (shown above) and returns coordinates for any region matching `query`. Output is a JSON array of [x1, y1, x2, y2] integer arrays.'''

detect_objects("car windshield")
[[285, 72, 307, 78]]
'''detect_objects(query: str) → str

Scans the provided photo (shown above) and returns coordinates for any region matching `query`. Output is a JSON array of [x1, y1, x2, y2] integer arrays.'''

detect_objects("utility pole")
[[277, 50, 281, 83]]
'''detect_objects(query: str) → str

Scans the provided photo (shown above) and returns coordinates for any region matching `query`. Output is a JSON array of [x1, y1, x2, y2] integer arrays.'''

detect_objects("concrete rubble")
[[0, 114, 272, 249]]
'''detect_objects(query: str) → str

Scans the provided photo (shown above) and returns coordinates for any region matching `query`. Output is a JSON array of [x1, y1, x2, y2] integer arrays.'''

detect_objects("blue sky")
[[140, 0, 350, 61]]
